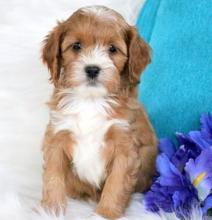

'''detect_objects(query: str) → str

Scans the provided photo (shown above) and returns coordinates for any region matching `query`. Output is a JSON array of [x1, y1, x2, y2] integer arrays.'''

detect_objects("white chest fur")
[[51, 94, 128, 188]]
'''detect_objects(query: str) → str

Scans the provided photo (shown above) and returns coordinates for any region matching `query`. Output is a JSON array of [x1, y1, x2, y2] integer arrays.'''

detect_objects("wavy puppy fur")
[[41, 5, 157, 219]]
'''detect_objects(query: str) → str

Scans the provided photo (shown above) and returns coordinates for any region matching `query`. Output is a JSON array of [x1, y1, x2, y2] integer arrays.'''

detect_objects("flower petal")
[[202, 195, 212, 214], [185, 148, 212, 201], [172, 145, 195, 171], [200, 113, 212, 140], [156, 154, 181, 178], [189, 131, 211, 149], [159, 138, 176, 158]]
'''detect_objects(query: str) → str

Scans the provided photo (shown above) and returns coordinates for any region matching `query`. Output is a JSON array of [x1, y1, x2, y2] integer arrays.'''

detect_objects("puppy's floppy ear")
[[127, 26, 151, 85], [42, 22, 65, 87]]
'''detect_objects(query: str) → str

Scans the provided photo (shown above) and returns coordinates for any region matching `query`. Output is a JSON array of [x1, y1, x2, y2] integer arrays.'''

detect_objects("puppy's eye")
[[109, 45, 117, 54], [72, 42, 81, 51]]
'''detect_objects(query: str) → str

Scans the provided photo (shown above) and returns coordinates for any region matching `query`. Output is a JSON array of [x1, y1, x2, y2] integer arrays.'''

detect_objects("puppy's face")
[[42, 6, 151, 97]]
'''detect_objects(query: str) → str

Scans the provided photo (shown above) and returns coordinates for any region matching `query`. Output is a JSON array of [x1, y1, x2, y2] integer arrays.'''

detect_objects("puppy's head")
[[42, 6, 150, 97]]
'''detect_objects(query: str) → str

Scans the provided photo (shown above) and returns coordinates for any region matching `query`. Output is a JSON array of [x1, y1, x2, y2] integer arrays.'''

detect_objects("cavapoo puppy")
[[41, 5, 157, 219]]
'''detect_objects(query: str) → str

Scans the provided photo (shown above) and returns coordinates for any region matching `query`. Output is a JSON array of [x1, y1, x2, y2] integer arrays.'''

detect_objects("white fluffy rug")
[[0, 0, 205, 219]]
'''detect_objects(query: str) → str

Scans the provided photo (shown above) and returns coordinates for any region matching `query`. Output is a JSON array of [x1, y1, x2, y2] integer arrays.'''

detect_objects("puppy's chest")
[[51, 99, 118, 187]]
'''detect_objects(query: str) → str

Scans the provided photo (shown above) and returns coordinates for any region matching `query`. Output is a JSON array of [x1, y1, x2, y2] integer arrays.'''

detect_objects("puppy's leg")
[[132, 109, 158, 192], [96, 126, 140, 219], [135, 145, 158, 192], [66, 170, 101, 202], [41, 129, 74, 215]]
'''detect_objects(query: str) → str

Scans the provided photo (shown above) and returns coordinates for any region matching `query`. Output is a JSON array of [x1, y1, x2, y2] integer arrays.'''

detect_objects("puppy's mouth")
[[87, 78, 99, 86]]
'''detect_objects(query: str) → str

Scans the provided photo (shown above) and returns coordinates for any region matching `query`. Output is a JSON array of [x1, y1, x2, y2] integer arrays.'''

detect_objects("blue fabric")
[[136, 0, 212, 139]]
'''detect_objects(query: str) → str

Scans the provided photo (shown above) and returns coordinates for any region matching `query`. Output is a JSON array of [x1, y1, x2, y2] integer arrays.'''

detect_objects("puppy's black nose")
[[85, 65, 100, 79]]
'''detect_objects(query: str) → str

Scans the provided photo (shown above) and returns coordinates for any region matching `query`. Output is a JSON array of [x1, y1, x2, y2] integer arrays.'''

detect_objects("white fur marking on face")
[[80, 6, 117, 22], [71, 45, 117, 92], [51, 91, 128, 188]]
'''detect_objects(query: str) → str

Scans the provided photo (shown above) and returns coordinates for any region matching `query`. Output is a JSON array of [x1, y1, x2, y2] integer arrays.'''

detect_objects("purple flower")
[[159, 137, 201, 172], [144, 113, 212, 218], [144, 154, 198, 218], [185, 148, 212, 201]]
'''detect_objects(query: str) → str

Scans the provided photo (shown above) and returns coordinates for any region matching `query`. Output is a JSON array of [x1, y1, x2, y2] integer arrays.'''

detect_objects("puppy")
[[41, 6, 157, 219]]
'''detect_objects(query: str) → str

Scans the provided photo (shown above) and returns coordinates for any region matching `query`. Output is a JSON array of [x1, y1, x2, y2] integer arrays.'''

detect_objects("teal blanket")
[[137, 0, 212, 139]]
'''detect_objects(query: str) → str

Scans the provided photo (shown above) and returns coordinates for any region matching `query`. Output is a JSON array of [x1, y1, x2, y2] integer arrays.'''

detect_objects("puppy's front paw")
[[96, 203, 122, 219], [41, 199, 66, 216]]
